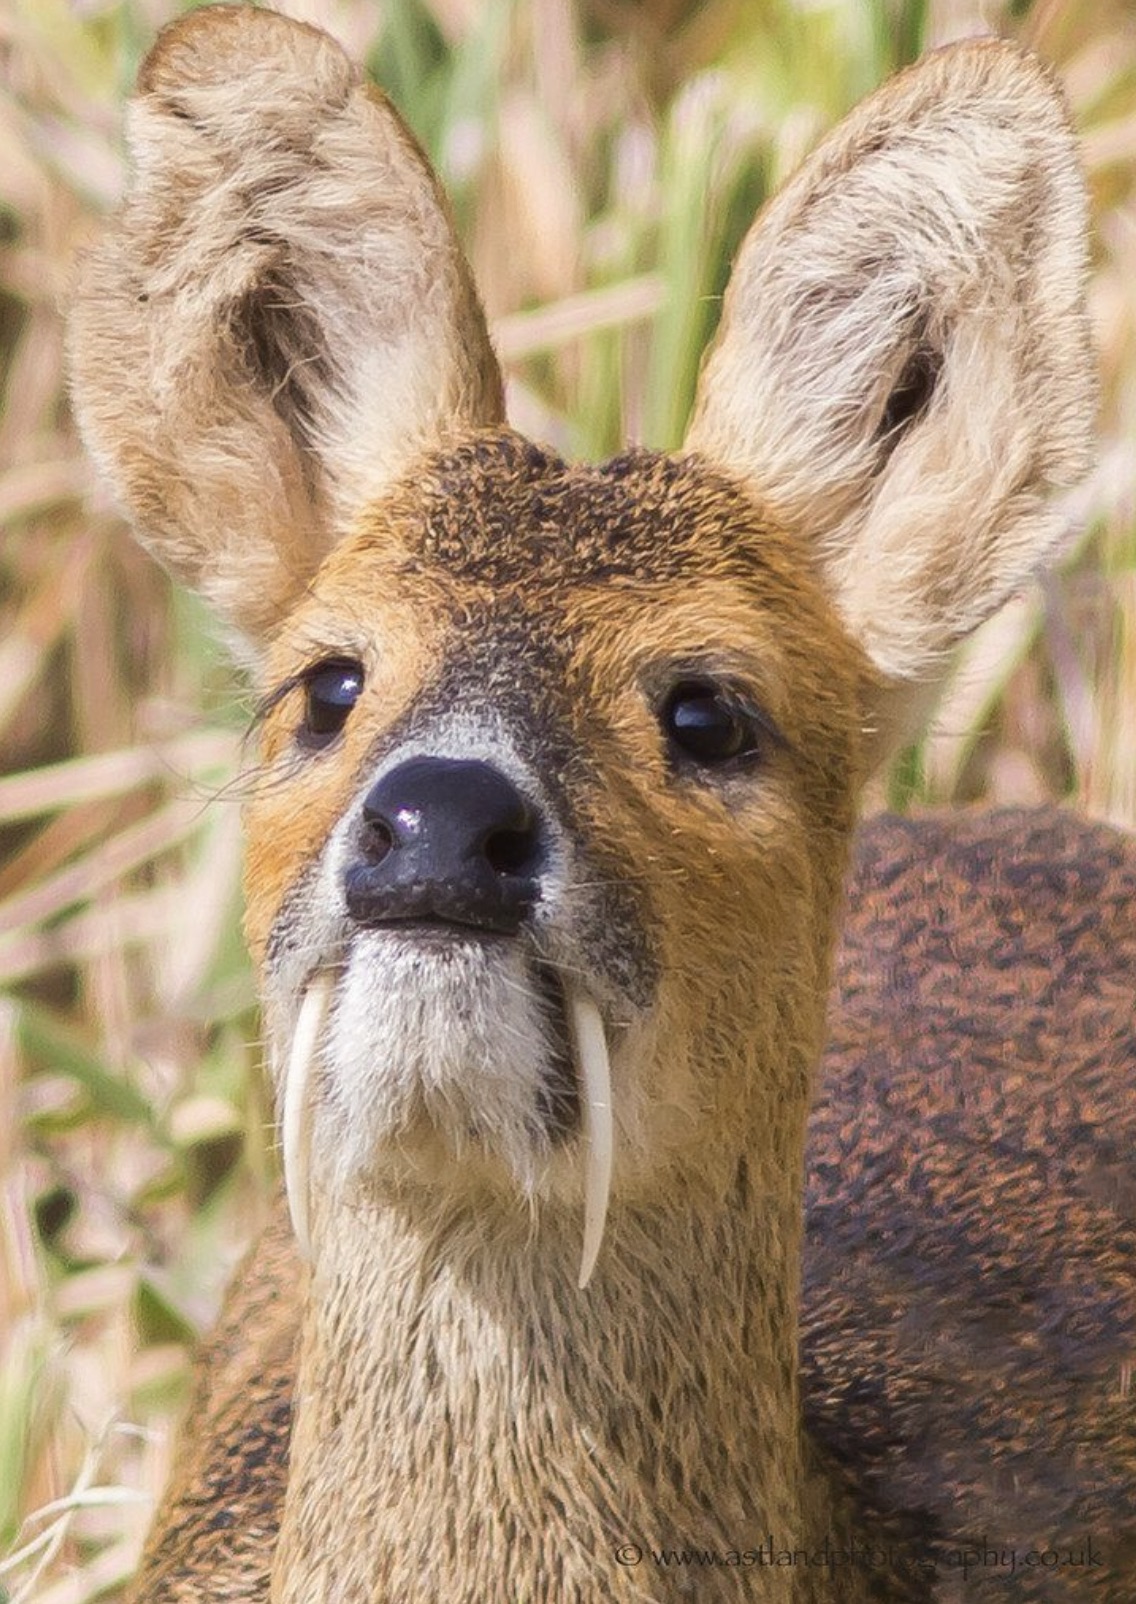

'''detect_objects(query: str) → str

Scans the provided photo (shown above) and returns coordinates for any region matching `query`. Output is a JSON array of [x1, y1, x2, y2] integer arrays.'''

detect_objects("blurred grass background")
[[0, 0, 1134, 1597]]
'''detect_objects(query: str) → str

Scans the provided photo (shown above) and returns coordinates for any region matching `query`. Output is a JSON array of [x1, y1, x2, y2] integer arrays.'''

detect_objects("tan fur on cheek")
[[242, 746, 353, 971], [241, 543, 442, 968], [551, 577, 863, 1196]]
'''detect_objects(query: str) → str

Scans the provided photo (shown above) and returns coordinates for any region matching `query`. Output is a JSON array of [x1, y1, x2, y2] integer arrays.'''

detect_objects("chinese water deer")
[[68, 6, 1136, 1600]]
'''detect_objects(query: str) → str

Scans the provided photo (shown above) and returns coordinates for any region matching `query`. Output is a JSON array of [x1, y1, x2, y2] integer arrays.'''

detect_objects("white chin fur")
[[282, 971, 334, 1261], [280, 961, 614, 1286]]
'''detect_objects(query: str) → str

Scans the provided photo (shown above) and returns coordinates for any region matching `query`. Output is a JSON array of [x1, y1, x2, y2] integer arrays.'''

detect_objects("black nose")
[[344, 757, 545, 935]]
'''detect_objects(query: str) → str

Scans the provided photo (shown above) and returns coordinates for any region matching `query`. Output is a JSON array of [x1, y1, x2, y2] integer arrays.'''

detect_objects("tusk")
[[282, 971, 334, 1261], [567, 990, 613, 1290]]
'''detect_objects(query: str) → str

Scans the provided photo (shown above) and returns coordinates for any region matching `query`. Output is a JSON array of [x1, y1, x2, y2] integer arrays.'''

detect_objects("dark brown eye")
[[662, 681, 762, 766], [301, 659, 364, 746]]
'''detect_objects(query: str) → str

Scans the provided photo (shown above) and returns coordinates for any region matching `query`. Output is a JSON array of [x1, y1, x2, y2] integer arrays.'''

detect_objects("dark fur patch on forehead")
[[402, 428, 775, 587]]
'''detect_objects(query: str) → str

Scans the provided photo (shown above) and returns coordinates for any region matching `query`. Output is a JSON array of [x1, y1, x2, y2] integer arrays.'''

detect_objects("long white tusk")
[[282, 971, 334, 1261], [567, 990, 613, 1290]]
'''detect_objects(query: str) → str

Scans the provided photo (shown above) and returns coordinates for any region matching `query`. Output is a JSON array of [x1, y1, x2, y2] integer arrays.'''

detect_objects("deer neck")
[[272, 1158, 817, 1604]]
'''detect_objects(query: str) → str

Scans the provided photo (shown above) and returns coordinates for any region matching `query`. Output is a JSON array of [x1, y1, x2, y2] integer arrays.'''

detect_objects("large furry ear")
[[69, 5, 503, 653], [685, 40, 1094, 752]]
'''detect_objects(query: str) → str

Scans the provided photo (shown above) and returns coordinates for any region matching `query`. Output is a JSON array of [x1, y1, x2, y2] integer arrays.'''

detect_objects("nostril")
[[361, 817, 395, 866], [484, 825, 539, 877]]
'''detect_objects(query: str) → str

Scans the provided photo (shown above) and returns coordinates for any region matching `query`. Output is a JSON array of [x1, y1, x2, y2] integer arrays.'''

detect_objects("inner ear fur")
[[68, 4, 503, 653], [685, 40, 1095, 738]]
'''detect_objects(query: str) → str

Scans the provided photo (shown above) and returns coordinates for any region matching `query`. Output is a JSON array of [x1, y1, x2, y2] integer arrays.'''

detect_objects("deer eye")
[[661, 680, 768, 767], [301, 659, 364, 746]]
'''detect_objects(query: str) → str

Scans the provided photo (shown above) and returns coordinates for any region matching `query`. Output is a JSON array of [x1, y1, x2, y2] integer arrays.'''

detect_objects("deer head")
[[70, 8, 1092, 1298]]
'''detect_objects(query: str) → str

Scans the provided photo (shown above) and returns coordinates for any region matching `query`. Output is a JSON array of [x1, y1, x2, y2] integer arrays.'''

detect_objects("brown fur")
[[65, 8, 1123, 1602], [806, 808, 1136, 1598]]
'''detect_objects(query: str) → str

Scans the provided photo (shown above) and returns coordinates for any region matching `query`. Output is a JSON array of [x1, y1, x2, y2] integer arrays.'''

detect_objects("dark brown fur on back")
[[807, 807, 1136, 1598], [128, 806, 1136, 1602]]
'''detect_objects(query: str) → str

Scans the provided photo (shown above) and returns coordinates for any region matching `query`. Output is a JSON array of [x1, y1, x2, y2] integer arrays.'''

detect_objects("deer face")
[[242, 433, 867, 1235], [69, 9, 1093, 1278]]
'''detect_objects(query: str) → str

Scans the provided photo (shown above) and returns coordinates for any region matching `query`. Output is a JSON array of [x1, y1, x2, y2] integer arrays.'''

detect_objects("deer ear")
[[69, 7, 503, 655], [685, 41, 1094, 753]]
